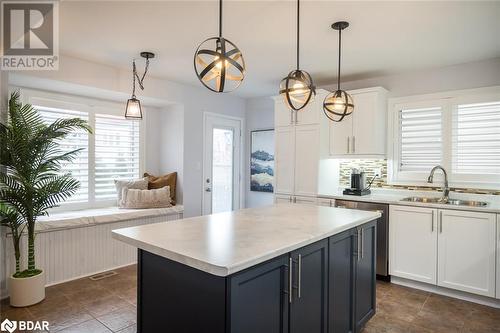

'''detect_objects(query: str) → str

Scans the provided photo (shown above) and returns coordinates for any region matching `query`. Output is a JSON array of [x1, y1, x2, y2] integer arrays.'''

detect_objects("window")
[[389, 87, 500, 188], [38, 106, 89, 202], [452, 101, 500, 175], [399, 106, 442, 172], [95, 114, 140, 200], [23, 89, 144, 209]]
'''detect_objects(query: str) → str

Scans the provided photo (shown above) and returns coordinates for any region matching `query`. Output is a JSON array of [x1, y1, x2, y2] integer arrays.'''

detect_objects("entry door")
[[203, 113, 241, 215]]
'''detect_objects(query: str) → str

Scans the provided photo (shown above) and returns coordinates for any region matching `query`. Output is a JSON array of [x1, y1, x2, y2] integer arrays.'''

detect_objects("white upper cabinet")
[[389, 205, 438, 284], [329, 87, 388, 158], [294, 124, 320, 197], [275, 99, 295, 128], [274, 126, 295, 195], [437, 210, 496, 297]]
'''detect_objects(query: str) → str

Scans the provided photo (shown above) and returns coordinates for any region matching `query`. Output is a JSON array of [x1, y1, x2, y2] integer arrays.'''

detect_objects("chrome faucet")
[[427, 166, 449, 203]]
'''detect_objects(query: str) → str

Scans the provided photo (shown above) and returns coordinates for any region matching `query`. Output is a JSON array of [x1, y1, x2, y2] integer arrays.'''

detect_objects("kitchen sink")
[[401, 196, 488, 207]]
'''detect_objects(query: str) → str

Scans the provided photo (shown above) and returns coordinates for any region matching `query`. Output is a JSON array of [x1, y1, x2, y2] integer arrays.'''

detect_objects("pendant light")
[[125, 52, 155, 119], [323, 21, 354, 122], [194, 0, 245, 93], [279, 0, 315, 111]]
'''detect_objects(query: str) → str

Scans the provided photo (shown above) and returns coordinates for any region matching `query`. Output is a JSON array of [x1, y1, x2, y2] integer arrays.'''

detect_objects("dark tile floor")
[[1, 265, 499, 332]]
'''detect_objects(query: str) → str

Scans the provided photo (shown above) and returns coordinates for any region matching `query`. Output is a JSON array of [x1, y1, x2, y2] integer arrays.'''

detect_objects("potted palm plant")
[[0, 92, 91, 307]]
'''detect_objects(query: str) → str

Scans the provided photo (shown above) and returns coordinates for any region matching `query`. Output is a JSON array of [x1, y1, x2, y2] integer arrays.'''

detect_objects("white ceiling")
[[59, 1, 500, 98]]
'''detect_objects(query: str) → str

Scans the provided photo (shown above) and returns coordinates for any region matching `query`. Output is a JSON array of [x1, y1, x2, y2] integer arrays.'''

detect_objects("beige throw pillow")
[[120, 186, 172, 209], [114, 178, 148, 202]]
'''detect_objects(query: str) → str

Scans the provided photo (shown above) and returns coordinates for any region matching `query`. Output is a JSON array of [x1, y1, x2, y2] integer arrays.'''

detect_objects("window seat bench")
[[36, 205, 184, 232]]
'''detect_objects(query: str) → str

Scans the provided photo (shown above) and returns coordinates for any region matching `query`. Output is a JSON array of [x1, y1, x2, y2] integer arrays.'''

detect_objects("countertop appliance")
[[335, 199, 389, 279], [343, 168, 371, 196]]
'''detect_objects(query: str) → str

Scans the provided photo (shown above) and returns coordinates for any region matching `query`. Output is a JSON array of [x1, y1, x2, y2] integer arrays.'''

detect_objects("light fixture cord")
[[337, 27, 341, 91], [219, 0, 222, 38], [132, 57, 150, 97], [296, 0, 300, 70]]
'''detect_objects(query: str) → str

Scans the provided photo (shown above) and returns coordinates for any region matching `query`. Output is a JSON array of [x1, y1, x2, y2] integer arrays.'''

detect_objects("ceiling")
[[59, 1, 500, 98]]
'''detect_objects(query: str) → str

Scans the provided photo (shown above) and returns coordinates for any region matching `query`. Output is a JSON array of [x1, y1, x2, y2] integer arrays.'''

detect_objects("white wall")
[[245, 97, 275, 208], [323, 58, 500, 98], [9, 54, 246, 217]]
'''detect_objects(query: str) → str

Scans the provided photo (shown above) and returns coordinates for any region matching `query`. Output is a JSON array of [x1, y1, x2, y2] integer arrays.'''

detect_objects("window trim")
[[14, 87, 146, 211], [388, 86, 500, 190]]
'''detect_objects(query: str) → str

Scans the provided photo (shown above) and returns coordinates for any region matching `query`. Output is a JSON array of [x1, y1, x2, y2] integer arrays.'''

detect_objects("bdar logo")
[[0, 319, 17, 333]]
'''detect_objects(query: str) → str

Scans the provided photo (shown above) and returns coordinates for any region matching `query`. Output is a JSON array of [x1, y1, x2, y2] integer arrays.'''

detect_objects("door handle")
[[290, 111, 294, 125], [357, 228, 362, 261], [205, 187, 211, 192], [347, 137, 350, 154], [361, 228, 364, 259], [288, 257, 293, 303], [297, 254, 302, 299], [352, 136, 356, 153], [294, 111, 298, 124]]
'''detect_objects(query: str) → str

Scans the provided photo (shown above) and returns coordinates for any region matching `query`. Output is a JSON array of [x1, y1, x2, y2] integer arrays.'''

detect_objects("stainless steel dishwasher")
[[334, 199, 389, 280]]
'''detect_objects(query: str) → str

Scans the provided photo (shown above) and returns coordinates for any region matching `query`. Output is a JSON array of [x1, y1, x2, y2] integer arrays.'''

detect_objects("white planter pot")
[[9, 270, 45, 307]]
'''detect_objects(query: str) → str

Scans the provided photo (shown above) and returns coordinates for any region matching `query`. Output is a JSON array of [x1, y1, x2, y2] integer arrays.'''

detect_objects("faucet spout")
[[427, 165, 449, 203]]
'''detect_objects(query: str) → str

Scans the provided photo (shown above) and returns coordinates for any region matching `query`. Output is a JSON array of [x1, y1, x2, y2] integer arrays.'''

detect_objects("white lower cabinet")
[[438, 209, 496, 297], [390, 205, 497, 297], [389, 206, 438, 284]]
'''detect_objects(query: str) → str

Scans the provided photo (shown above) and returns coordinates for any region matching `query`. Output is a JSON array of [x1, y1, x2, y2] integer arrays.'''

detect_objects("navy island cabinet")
[[137, 220, 377, 333]]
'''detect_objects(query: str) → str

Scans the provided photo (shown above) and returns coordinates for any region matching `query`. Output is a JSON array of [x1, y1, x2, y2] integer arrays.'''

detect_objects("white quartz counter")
[[112, 204, 380, 276]]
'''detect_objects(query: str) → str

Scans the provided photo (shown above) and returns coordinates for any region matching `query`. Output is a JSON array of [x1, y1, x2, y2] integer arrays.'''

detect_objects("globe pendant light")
[[194, 0, 245, 93], [125, 52, 155, 119], [323, 21, 354, 122], [279, 0, 315, 111]]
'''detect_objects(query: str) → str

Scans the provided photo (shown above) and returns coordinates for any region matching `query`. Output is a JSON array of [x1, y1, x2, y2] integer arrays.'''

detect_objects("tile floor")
[[1, 265, 499, 332]]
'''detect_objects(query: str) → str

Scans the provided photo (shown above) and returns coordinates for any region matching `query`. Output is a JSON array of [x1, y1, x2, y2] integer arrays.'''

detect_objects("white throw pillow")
[[114, 178, 148, 202], [120, 186, 172, 209]]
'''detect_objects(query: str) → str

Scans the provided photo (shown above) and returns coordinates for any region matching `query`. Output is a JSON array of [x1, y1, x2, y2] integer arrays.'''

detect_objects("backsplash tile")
[[339, 159, 500, 195]]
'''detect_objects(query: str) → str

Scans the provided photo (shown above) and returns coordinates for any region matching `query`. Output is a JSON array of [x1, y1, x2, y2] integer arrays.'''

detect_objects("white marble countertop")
[[112, 204, 380, 277], [319, 188, 500, 213]]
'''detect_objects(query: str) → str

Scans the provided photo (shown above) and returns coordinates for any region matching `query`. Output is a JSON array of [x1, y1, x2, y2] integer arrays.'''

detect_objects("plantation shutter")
[[95, 114, 141, 200], [452, 101, 500, 175], [399, 106, 443, 172], [37, 106, 89, 202]]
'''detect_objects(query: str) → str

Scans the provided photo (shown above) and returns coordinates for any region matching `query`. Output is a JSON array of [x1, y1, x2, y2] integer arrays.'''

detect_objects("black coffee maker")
[[343, 168, 372, 196]]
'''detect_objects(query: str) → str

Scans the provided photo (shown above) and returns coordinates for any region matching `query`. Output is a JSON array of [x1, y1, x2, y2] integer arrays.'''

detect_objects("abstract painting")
[[250, 129, 274, 192]]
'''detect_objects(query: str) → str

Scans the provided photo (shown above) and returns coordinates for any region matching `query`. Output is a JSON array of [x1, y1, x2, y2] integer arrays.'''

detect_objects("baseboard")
[[391, 276, 500, 309]]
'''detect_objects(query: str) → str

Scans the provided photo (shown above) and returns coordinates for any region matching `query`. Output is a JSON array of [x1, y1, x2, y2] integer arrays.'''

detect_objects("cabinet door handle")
[[362, 228, 365, 259], [352, 136, 356, 153], [289, 196, 292, 202], [290, 111, 294, 125], [288, 257, 293, 303], [294, 111, 298, 124], [439, 211, 443, 233], [297, 254, 302, 299], [347, 137, 350, 154], [431, 213, 434, 232], [357, 228, 362, 261]]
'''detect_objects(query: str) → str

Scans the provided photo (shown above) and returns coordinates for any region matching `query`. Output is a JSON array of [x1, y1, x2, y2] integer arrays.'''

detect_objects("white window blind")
[[399, 106, 442, 172], [95, 114, 140, 200], [452, 101, 500, 175], [37, 106, 89, 202]]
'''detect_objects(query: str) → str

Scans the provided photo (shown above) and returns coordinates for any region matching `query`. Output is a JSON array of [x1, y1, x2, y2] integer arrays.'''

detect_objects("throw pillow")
[[144, 172, 177, 204], [120, 186, 172, 209], [114, 177, 148, 202]]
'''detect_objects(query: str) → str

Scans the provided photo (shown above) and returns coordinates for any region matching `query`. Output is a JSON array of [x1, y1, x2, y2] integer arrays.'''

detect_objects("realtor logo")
[[0, 319, 16, 333], [1, 1, 59, 70]]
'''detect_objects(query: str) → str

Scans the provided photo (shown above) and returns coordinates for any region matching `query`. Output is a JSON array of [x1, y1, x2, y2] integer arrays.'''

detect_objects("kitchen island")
[[112, 204, 380, 333]]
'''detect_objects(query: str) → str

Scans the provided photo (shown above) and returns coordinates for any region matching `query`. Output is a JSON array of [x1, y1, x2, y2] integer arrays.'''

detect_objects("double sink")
[[401, 196, 488, 207]]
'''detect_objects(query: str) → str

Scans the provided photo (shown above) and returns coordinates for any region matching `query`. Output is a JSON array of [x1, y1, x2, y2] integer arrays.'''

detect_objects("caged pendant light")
[[194, 0, 245, 93], [279, 0, 315, 111], [323, 21, 354, 122]]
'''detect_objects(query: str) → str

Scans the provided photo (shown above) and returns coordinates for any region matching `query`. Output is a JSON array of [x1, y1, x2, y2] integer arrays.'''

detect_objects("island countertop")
[[112, 204, 380, 276]]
